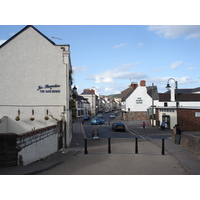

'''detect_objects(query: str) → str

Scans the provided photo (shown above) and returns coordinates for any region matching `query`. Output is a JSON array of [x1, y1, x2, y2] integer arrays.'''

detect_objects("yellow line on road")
[[126, 127, 138, 136]]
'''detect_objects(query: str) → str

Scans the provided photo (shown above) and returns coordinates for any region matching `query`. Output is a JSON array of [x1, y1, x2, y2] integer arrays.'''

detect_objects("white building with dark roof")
[[121, 80, 159, 121]]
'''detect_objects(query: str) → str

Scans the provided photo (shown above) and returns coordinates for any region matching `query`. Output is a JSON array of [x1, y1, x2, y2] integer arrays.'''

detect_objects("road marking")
[[126, 127, 146, 139]]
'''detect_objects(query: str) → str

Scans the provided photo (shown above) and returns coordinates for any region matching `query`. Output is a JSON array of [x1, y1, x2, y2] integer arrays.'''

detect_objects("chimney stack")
[[140, 80, 146, 87], [129, 82, 138, 90]]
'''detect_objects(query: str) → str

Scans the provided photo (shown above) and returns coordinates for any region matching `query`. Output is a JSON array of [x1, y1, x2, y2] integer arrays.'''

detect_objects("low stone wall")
[[122, 111, 149, 121], [181, 133, 200, 156], [17, 125, 58, 166], [0, 125, 59, 167], [172, 132, 200, 156]]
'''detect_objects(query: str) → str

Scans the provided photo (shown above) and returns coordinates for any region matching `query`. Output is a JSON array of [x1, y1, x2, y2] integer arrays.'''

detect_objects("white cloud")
[[113, 43, 127, 49], [148, 25, 200, 39], [104, 87, 112, 92], [96, 76, 113, 83], [0, 40, 6, 45], [73, 66, 90, 73], [178, 76, 196, 84], [137, 42, 143, 47], [170, 61, 182, 69], [91, 63, 147, 84]]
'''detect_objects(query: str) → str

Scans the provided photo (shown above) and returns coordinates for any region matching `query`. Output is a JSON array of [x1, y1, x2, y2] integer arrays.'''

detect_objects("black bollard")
[[135, 137, 138, 154], [108, 137, 111, 154], [85, 138, 88, 154], [161, 138, 165, 155]]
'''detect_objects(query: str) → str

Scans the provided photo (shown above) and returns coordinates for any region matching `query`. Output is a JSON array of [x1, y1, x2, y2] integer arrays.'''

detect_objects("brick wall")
[[178, 109, 200, 131], [0, 133, 18, 167]]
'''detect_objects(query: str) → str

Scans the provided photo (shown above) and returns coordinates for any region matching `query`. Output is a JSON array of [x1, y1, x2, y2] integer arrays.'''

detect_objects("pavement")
[[126, 125, 200, 175], [0, 118, 200, 175]]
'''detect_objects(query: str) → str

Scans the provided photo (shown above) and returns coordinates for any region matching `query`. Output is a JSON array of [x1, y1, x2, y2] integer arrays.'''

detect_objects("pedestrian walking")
[[174, 124, 182, 145], [142, 122, 146, 130], [161, 120, 166, 131]]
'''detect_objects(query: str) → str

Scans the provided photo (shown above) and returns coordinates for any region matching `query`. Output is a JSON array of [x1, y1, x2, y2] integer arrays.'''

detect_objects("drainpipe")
[[152, 83, 154, 127], [62, 46, 71, 148]]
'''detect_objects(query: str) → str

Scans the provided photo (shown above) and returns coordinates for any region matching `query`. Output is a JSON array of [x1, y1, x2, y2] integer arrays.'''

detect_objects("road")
[[84, 111, 172, 140], [83, 112, 136, 139], [38, 111, 188, 175]]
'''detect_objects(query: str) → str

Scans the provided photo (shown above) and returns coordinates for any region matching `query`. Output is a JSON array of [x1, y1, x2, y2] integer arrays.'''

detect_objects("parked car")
[[83, 115, 90, 120], [112, 122, 126, 132], [97, 113, 103, 118], [90, 118, 101, 125], [110, 113, 115, 118], [95, 117, 105, 124]]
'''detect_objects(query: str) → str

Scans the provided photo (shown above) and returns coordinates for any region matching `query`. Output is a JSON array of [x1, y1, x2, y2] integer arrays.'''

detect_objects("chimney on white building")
[[140, 80, 146, 87]]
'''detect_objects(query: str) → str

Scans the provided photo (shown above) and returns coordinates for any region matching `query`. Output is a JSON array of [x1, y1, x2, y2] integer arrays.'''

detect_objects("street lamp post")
[[166, 78, 178, 124]]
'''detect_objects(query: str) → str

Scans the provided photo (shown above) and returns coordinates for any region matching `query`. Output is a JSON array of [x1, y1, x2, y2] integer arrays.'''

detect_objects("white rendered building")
[[0, 25, 73, 147]]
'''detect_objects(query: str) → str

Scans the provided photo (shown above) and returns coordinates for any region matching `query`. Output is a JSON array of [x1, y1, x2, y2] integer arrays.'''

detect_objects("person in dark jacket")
[[174, 124, 182, 144], [161, 120, 166, 131]]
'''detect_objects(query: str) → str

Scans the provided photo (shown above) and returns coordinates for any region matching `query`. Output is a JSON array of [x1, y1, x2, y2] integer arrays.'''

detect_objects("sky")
[[1, 25, 200, 95]]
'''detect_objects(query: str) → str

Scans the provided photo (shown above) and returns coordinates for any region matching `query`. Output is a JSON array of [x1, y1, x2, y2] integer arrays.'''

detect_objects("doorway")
[[162, 115, 170, 129]]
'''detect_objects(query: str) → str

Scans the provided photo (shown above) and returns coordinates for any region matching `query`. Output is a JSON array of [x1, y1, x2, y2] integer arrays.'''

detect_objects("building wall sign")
[[136, 97, 143, 104], [37, 84, 61, 93]]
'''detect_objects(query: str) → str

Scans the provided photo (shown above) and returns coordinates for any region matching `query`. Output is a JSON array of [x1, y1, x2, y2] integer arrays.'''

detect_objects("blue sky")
[[1, 25, 200, 95]]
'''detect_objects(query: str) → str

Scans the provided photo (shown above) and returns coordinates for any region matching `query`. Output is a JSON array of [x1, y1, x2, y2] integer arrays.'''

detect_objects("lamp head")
[[166, 83, 171, 90], [73, 85, 77, 93]]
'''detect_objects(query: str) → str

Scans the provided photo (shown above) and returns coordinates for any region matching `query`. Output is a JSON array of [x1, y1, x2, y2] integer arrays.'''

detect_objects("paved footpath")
[[126, 125, 200, 175], [0, 119, 199, 175], [39, 137, 188, 175]]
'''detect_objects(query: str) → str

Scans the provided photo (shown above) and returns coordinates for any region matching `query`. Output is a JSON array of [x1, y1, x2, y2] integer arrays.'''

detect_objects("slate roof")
[[121, 87, 133, 101], [121, 85, 159, 101], [0, 25, 56, 49], [76, 95, 90, 103], [0, 25, 69, 49], [165, 87, 200, 94], [147, 86, 159, 100], [159, 93, 200, 102], [81, 91, 96, 95]]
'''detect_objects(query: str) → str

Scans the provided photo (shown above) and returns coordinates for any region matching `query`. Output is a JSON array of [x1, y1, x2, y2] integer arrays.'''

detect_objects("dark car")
[[112, 122, 126, 132], [83, 115, 90, 120]]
